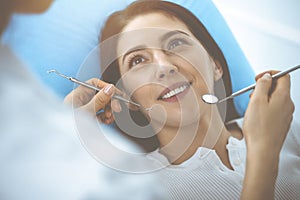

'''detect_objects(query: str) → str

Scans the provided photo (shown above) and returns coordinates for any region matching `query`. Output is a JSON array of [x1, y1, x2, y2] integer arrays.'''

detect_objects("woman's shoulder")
[[289, 120, 300, 146], [279, 120, 300, 157]]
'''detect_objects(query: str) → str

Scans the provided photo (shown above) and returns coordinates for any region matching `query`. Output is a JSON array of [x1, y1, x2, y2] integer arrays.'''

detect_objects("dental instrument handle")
[[218, 65, 300, 103], [69, 77, 100, 91], [69, 77, 141, 107]]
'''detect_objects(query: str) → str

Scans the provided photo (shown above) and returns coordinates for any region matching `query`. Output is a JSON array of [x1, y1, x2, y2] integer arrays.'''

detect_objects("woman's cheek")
[[180, 47, 215, 88], [120, 67, 154, 94]]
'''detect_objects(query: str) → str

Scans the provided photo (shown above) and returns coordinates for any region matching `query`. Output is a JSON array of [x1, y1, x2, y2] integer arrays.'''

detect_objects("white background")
[[212, 0, 300, 121]]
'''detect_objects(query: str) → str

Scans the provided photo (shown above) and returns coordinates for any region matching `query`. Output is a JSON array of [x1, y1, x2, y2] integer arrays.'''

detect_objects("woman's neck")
[[155, 107, 241, 168]]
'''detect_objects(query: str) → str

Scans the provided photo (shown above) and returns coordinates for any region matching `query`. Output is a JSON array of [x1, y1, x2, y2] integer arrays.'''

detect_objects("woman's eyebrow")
[[159, 30, 190, 42], [122, 30, 189, 64], [122, 45, 146, 64]]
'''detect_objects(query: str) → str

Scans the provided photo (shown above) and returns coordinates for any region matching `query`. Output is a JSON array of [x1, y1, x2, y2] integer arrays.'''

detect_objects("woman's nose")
[[156, 65, 177, 80], [154, 52, 178, 80]]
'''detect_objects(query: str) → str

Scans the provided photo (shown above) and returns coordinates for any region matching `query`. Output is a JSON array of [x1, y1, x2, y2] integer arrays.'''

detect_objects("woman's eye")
[[129, 56, 146, 67], [167, 38, 186, 50]]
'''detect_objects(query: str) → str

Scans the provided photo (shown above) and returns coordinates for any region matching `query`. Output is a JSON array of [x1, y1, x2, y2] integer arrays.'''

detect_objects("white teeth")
[[161, 84, 189, 99]]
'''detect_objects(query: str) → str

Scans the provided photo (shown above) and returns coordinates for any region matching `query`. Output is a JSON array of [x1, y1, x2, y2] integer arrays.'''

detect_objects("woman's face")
[[116, 13, 222, 128]]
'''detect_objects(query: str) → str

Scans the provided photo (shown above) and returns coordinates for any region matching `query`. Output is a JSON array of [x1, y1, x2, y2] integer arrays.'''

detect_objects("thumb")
[[251, 73, 272, 102], [85, 84, 115, 113]]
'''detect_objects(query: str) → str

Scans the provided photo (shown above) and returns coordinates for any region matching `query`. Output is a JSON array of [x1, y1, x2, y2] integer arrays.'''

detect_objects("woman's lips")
[[157, 81, 191, 102]]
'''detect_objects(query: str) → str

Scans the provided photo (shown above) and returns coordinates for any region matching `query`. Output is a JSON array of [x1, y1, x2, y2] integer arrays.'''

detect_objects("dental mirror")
[[202, 65, 300, 104], [202, 94, 219, 104]]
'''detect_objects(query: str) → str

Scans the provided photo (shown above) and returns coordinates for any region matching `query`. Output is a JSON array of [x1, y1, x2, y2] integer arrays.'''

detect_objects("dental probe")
[[47, 69, 143, 108]]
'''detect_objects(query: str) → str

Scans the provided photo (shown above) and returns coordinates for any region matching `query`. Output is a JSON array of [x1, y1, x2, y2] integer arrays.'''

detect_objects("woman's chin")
[[145, 97, 202, 129], [163, 109, 201, 128]]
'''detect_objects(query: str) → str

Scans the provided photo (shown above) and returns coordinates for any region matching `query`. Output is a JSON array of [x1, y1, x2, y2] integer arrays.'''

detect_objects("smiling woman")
[[100, 1, 239, 144], [63, 0, 299, 199]]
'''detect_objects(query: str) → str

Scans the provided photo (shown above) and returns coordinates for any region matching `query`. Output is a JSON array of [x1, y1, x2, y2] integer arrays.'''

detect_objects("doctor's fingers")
[[86, 78, 123, 96], [97, 105, 115, 124], [270, 73, 291, 97], [255, 71, 294, 119], [249, 70, 277, 99], [270, 74, 295, 115], [63, 78, 106, 106], [96, 99, 121, 124], [254, 70, 279, 81], [255, 70, 291, 95], [86, 78, 110, 89], [250, 73, 273, 103], [83, 84, 115, 113]]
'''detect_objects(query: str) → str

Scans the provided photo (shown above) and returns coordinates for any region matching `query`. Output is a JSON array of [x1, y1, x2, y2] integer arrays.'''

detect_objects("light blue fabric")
[[1, 0, 133, 97], [1, 0, 254, 116]]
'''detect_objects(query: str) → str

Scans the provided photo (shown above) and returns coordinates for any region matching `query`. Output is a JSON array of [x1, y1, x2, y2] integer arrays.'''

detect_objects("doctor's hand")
[[241, 71, 294, 200], [64, 78, 122, 124], [243, 71, 294, 155]]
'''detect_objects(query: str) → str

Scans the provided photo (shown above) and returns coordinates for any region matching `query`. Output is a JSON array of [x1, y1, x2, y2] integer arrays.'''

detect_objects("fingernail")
[[103, 84, 114, 95], [114, 102, 122, 113], [263, 73, 271, 79]]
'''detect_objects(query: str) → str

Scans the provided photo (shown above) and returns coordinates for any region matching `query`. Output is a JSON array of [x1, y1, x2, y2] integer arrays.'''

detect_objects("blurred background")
[[213, 0, 300, 120]]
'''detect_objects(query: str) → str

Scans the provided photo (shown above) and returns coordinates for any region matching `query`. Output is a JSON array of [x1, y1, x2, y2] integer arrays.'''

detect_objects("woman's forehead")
[[116, 13, 194, 55], [118, 29, 189, 48]]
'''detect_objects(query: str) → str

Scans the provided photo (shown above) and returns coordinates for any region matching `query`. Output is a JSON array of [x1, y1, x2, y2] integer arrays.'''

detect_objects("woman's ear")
[[212, 58, 223, 81]]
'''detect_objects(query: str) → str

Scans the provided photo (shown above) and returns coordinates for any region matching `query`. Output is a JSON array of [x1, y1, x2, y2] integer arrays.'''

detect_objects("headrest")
[[2, 0, 254, 116]]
